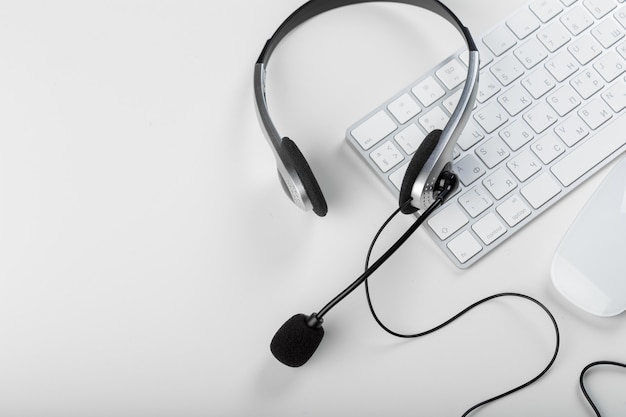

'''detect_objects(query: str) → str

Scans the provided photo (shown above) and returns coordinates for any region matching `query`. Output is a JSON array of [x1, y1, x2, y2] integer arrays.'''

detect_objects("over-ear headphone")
[[254, 0, 479, 216]]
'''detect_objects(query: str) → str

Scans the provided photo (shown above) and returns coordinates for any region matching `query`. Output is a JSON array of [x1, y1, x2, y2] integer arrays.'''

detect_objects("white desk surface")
[[1, 1, 625, 416]]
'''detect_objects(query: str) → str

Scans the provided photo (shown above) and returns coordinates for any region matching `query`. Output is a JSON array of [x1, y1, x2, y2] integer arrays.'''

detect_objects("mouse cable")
[[580, 360, 626, 416], [362, 202, 560, 417]]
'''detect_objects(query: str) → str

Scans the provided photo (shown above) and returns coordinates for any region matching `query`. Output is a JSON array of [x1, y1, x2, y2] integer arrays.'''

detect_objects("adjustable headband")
[[254, 0, 479, 214]]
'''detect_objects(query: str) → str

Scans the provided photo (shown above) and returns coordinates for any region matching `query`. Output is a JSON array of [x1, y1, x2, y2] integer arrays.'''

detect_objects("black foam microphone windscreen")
[[270, 314, 325, 367]]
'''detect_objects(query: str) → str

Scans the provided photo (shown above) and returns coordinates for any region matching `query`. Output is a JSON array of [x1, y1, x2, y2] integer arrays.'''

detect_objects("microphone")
[[270, 172, 458, 367], [270, 313, 324, 367]]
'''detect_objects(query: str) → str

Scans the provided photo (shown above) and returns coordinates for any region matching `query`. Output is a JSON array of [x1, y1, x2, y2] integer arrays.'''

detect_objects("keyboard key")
[[459, 187, 493, 218], [427, 204, 469, 240], [497, 194, 532, 227], [457, 121, 485, 151], [351, 110, 396, 150], [474, 101, 509, 133], [472, 212, 507, 245], [522, 67, 557, 98], [601, 81, 626, 112], [387, 93, 421, 124], [435, 58, 467, 90], [490, 56, 526, 86], [530, 0, 564, 23], [521, 172, 562, 208], [544, 50, 579, 82], [394, 123, 425, 154], [560, 6, 594, 35], [476, 137, 510, 168], [591, 18, 625, 48], [568, 35, 602, 65], [507, 8, 541, 39], [412, 76, 445, 107], [570, 68, 605, 99], [507, 150, 542, 181], [500, 119, 535, 150], [476, 72, 502, 103], [419, 106, 449, 132], [483, 25, 518, 56], [447, 230, 482, 264], [554, 115, 589, 146], [531, 132, 566, 163], [453, 154, 486, 186], [370, 141, 404, 173], [514, 38, 549, 69], [524, 102, 559, 133], [583, 0, 616, 18], [547, 85, 581, 116], [498, 84, 533, 116], [483, 168, 518, 199], [578, 97, 613, 129], [537, 21, 572, 52], [593, 51, 626, 82]]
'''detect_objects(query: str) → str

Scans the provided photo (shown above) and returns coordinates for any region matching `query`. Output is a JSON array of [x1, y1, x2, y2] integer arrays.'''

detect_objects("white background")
[[1, 0, 625, 416]]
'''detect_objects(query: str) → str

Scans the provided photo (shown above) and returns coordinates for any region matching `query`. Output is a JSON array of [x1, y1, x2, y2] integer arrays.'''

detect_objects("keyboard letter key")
[[578, 98, 612, 130], [522, 68, 556, 99], [554, 115, 589, 147], [530, 132, 565, 164], [602, 81, 626, 113], [524, 102, 559, 133], [483, 168, 518, 200], [474, 102, 509, 133], [453, 154, 487, 186]]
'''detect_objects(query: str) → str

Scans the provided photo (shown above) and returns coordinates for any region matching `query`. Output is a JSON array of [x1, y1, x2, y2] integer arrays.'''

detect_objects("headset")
[[254, 1, 626, 415], [254, 0, 479, 217]]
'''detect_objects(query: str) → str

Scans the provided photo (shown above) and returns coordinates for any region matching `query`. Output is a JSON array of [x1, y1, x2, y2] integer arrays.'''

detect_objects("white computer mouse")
[[551, 154, 626, 317]]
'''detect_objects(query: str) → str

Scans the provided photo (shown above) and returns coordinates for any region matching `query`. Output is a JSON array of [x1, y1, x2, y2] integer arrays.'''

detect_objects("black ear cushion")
[[281, 138, 328, 217], [399, 129, 442, 214]]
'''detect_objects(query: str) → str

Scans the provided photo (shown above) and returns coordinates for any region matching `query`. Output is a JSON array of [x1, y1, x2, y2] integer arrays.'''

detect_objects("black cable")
[[316, 199, 437, 319], [316, 178, 452, 320], [580, 361, 626, 416], [362, 201, 560, 416]]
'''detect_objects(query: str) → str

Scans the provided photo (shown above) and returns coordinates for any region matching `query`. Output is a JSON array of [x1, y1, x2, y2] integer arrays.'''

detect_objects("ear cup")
[[281, 138, 328, 217], [398, 129, 442, 214]]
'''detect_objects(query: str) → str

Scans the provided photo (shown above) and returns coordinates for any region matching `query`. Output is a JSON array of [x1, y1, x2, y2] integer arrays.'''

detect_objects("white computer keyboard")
[[346, 0, 626, 268]]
